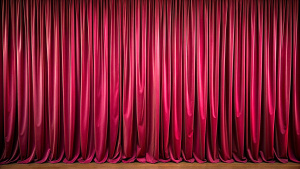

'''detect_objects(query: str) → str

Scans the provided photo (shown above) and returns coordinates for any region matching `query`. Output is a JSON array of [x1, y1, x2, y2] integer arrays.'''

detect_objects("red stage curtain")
[[1, 0, 300, 164]]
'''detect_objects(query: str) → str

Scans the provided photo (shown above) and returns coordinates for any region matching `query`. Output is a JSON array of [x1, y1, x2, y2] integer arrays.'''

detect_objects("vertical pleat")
[[60, 0, 70, 162], [73, 0, 82, 163], [170, 0, 182, 163], [121, 0, 136, 162], [108, 0, 122, 163], [206, 0, 221, 163], [78, 0, 95, 163], [25, 0, 35, 164], [31, 0, 50, 163], [260, 0, 276, 162], [159, 0, 171, 162], [182, 0, 195, 162], [15, 0, 35, 163], [0, 0, 4, 158], [45, 0, 64, 162], [136, 0, 147, 163], [61, 0, 80, 163], [16, 0, 29, 162], [219, 0, 228, 162], [145, 0, 161, 163], [219, 0, 234, 162], [194, 0, 208, 163], [289, 0, 300, 163], [232, 0, 247, 163], [246, 0, 263, 163], [93, 0, 108, 163], [275, 0, 292, 163], [1, 0, 19, 164]]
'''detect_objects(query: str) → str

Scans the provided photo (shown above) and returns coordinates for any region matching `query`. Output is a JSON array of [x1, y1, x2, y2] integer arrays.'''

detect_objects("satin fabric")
[[1, 0, 300, 164]]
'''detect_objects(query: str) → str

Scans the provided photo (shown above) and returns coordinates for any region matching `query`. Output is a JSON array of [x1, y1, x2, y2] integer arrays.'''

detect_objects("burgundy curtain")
[[1, 0, 300, 164]]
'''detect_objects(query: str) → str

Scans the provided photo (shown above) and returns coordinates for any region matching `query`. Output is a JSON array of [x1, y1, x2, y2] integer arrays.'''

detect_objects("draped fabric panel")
[[1, 0, 300, 164]]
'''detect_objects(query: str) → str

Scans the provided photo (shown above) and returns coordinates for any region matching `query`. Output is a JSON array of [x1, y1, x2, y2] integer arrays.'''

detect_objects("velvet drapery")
[[1, 0, 300, 164]]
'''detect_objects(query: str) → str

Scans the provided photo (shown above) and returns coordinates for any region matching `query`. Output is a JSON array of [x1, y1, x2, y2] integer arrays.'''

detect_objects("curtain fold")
[[1, 0, 300, 164]]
